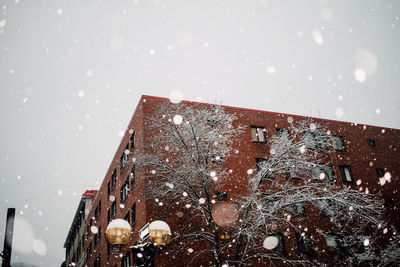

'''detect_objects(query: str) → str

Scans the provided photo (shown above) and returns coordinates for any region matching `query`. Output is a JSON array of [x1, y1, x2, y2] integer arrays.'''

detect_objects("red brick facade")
[[81, 95, 399, 266]]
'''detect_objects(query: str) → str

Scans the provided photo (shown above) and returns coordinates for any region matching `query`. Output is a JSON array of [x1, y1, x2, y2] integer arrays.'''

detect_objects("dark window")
[[99, 201, 101, 217], [367, 139, 376, 146], [296, 232, 313, 254], [111, 202, 116, 219], [94, 255, 101, 267], [216, 191, 227, 201], [107, 209, 111, 223], [130, 131, 135, 151], [111, 170, 117, 189], [339, 165, 353, 182], [121, 252, 130, 267], [94, 232, 98, 247], [385, 199, 394, 209], [250, 126, 267, 142], [357, 235, 371, 253], [124, 212, 130, 223], [331, 135, 345, 151], [130, 166, 135, 186], [312, 164, 335, 181], [276, 128, 290, 140], [376, 168, 384, 176], [326, 234, 349, 255], [317, 199, 338, 217], [211, 154, 223, 162], [256, 158, 268, 171], [285, 169, 298, 179], [261, 194, 277, 211], [107, 242, 111, 256], [121, 176, 130, 202], [94, 206, 99, 220], [120, 145, 129, 170], [207, 119, 219, 128], [131, 203, 136, 224], [291, 203, 305, 215]]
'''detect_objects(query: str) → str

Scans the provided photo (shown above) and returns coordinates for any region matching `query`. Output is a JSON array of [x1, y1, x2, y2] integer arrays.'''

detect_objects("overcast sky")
[[0, 0, 399, 266]]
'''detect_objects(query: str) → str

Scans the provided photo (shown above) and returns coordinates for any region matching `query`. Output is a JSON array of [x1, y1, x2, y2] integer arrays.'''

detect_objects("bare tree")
[[138, 103, 398, 266], [233, 120, 394, 266], [138, 102, 244, 266]]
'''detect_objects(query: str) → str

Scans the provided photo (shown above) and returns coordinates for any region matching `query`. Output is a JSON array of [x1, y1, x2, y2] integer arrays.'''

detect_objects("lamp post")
[[105, 219, 171, 266]]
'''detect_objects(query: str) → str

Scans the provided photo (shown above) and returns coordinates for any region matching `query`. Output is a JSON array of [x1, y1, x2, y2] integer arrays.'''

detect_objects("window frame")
[[312, 164, 335, 181], [296, 232, 313, 254], [330, 135, 345, 151], [250, 126, 267, 143], [120, 176, 130, 202], [339, 165, 354, 182]]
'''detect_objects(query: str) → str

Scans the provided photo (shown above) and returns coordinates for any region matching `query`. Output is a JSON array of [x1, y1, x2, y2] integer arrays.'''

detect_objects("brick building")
[[80, 95, 399, 266], [64, 190, 97, 267]]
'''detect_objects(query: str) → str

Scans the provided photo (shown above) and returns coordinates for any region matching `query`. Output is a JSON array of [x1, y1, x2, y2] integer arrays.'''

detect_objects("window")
[[131, 203, 136, 224], [304, 131, 316, 147], [357, 235, 370, 253], [250, 126, 267, 142], [285, 169, 298, 179], [94, 206, 99, 220], [291, 203, 305, 215], [107, 209, 111, 223], [121, 252, 130, 267], [256, 158, 268, 171], [107, 242, 111, 256], [207, 119, 219, 128], [211, 154, 223, 163], [339, 166, 353, 182], [376, 168, 384, 176], [130, 166, 135, 186], [121, 176, 130, 202], [304, 131, 328, 149], [219, 232, 231, 240], [99, 201, 101, 217], [107, 181, 111, 196], [261, 194, 277, 211], [130, 131, 135, 151], [94, 232, 98, 247], [317, 199, 338, 217], [331, 135, 345, 151], [216, 191, 227, 201], [276, 128, 289, 135], [111, 170, 117, 189], [367, 139, 376, 146], [385, 199, 394, 209], [120, 145, 129, 170], [326, 234, 349, 254], [268, 233, 285, 254], [276, 128, 290, 140], [296, 232, 313, 254], [111, 202, 116, 219], [124, 212, 130, 223], [312, 164, 335, 181]]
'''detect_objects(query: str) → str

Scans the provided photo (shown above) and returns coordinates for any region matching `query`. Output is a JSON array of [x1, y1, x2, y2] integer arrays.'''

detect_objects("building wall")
[[65, 192, 96, 267], [83, 95, 400, 266]]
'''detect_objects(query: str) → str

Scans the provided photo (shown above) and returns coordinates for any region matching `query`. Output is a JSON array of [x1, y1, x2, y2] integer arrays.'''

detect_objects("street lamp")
[[148, 220, 171, 246], [105, 219, 171, 266], [105, 219, 132, 246]]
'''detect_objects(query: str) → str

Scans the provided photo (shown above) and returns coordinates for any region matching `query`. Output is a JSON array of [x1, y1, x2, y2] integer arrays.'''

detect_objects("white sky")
[[0, 0, 399, 265]]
